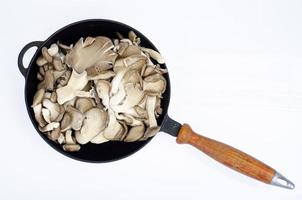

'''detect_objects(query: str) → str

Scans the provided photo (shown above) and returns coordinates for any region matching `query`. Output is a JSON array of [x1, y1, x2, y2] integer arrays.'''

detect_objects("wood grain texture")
[[176, 124, 275, 184]]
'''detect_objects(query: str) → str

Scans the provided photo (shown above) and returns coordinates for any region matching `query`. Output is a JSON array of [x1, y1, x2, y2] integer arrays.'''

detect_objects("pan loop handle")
[[18, 41, 43, 78]]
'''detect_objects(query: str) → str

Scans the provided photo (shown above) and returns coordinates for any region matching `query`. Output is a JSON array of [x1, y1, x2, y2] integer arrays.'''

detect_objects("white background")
[[0, 0, 301, 199]]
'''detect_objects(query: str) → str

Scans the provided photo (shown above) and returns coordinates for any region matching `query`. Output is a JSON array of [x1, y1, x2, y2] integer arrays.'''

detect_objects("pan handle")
[[176, 124, 294, 189], [18, 41, 43, 78]]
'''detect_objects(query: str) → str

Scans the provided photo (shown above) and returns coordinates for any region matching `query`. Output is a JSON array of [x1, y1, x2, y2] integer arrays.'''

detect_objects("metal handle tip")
[[271, 171, 295, 189]]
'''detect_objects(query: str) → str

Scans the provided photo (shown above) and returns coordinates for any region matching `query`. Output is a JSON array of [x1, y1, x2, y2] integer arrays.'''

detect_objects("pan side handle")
[[18, 41, 43, 77]]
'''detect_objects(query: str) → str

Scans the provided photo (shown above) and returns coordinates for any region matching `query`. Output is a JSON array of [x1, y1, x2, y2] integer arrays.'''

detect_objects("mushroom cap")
[[102, 109, 124, 140], [140, 47, 165, 64], [143, 73, 166, 95], [39, 122, 60, 132], [33, 104, 47, 127], [95, 80, 111, 109], [124, 124, 145, 142], [42, 99, 61, 121], [32, 88, 45, 107], [65, 36, 117, 73], [75, 108, 108, 144], [66, 106, 85, 131], [75, 98, 95, 113]]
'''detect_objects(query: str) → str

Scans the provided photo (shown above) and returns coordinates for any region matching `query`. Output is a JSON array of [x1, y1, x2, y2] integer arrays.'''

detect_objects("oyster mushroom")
[[48, 44, 59, 57], [33, 104, 47, 127], [42, 99, 61, 121], [75, 108, 108, 144], [50, 91, 57, 103], [146, 96, 157, 128], [113, 55, 147, 73], [32, 88, 45, 107], [57, 133, 65, 144], [63, 144, 81, 152], [61, 112, 72, 132], [140, 47, 165, 64], [143, 73, 166, 95], [124, 124, 145, 142], [41, 108, 51, 123], [56, 70, 88, 104], [75, 98, 95, 113], [37, 70, 54, 91], [128, 31, 140, 45], [95, 80, 111, 109], [111, 83, 144, 113], [102, 109, 124, 140], [53, 57, 64, 71], [36, 56, 48, 66], [42, 47, 53, 63], [65, 36, 117, 73], [57, 70, 71, 87], [66, 106, 85, 131], [47, 127, 60, 142], [39, 122, 60, 132], [87, 70, 115, 80], [140, 126, 160, 140]]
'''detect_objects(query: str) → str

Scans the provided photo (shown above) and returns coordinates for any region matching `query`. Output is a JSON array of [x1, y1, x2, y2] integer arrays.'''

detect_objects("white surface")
[[0, 0, 301, 199]]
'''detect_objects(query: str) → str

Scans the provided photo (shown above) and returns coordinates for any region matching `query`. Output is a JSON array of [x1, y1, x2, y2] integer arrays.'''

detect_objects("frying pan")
[[18, 19, 294, 189]]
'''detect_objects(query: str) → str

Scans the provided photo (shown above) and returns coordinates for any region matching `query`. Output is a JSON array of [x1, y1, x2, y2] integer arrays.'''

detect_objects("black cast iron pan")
[[18, 19, 294, 189]]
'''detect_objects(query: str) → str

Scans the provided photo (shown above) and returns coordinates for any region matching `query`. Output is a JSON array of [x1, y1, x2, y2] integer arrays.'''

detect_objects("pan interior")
[[25, 19, 171, 163]]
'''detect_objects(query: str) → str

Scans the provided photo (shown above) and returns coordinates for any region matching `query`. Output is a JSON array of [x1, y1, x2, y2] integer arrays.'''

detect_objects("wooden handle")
[[176, 124, 275, 184]]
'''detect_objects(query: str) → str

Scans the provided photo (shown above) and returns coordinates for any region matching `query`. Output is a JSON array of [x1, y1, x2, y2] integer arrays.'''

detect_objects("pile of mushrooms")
[[32, 31, 167, 152]]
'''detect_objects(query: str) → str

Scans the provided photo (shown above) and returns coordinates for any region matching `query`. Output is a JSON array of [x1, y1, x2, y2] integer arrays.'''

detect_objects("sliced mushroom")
[[56, 70, 88, 104], [33, 104, 47, 127], [124, 124, 145, 142], [65, 36, 117, 73], [39, 122, 60, 132], [75, 108, 108, 144], [32, 88, 45, 107], [140, 47, 165, 64], [48, 44, 59, 56]]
